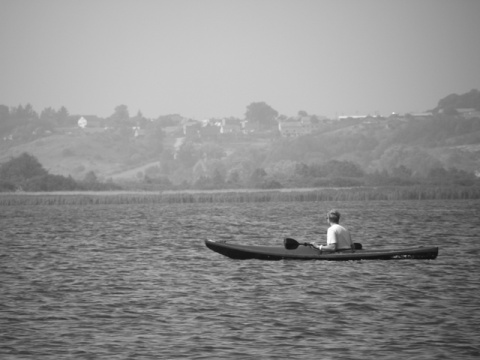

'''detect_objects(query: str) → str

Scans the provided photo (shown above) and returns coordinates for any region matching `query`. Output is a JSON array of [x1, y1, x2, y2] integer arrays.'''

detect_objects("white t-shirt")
[[327, 223, 352, 250]]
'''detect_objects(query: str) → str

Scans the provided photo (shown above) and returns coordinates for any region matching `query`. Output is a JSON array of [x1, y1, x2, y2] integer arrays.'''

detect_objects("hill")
[[1, 131, 131, 180], [1, 113, 479, 189], [1, 90, 480, 190]]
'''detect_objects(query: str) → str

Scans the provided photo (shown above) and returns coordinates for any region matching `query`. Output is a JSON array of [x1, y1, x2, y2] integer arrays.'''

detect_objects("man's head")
[[326, 209, 340, 224]]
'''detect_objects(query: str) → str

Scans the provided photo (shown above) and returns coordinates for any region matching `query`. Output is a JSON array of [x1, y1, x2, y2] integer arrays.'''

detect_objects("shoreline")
[[1, 186, 479, 205]]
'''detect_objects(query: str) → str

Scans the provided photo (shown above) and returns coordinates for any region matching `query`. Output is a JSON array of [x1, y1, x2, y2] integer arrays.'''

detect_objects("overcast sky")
[[1, 0, 479, 119]]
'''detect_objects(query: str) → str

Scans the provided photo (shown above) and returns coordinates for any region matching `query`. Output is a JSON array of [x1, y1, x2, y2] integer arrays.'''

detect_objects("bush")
[[77, 180, 122, 191], [144, 175, 172, 188], [22, 174, 79, 191], [0, 180, 16, 192], [0, 152, 47, 183], [313, 177, 364, 187], [261, 180, 283, 189], [0, 153, 123, 192]]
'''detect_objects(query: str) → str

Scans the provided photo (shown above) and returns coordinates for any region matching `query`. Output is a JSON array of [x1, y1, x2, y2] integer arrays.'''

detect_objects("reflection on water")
[[1, 200, 479, 359]]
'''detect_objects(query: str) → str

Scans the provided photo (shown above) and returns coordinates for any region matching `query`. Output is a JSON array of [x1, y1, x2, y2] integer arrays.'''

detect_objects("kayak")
[[204, 239, 439, 261]]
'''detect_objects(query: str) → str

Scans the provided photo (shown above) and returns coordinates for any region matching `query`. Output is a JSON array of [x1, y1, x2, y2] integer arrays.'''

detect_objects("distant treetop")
[[434, 89, 480, 115]]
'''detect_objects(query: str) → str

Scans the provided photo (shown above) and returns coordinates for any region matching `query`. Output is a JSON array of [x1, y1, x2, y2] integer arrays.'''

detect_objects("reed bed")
[[1, 186, 479, 206]]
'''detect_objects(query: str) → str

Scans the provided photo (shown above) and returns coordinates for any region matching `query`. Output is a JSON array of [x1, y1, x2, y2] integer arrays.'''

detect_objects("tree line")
[[2, 151, 477, 193], [0, 153, 121, 192], [137, 156, 479, 191]]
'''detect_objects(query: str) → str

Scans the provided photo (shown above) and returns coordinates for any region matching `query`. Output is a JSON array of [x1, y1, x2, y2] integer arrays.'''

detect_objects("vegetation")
[[245, 102, 279, 130], [1, 186, 479, 206], [1, 90, 479, 193], [0, 153, 121, 192], [432, 89, 480, 115]]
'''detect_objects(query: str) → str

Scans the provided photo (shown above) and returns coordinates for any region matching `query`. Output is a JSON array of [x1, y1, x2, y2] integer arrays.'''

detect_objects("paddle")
[[284, 237, 363, 250], [284, 237, 311, 250]]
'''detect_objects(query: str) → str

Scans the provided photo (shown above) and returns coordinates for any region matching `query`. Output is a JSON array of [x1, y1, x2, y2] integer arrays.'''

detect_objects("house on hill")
[[76, 115, 105, 133], [133, 126, 146, 138], [410, 112, 433, 121], [77, 115, 104, 127], [242, 120, 259, 134], [183, 119, 201, 138], [220, 118, 242, 134], [457, 108, 480, 119], [337, 114, 368, 120], [278, 116, 316, 137]]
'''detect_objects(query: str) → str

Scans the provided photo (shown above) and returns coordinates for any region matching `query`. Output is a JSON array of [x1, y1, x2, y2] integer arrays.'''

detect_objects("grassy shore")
[[1, 186, 479, 206]]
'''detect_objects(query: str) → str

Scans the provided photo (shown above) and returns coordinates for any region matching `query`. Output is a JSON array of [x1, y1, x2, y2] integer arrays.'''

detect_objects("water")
[[1, 200, 479, 359]]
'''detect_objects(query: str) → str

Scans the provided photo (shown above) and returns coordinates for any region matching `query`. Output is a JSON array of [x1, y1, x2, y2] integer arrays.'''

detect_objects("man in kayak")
[[310, 210, 355, 252]]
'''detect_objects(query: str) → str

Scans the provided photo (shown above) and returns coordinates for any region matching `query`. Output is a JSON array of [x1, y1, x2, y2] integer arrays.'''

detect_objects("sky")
[[1, 0, 480, 120]]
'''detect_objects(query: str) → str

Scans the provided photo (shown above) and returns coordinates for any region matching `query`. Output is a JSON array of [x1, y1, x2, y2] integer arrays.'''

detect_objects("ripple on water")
[[0, 200, 479, 359]]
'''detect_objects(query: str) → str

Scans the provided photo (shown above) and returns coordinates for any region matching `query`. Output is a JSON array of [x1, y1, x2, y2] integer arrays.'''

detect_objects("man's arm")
[[309, 242, 335, 251], [309, 228, 337, 252], [321, 243, 336, 252]]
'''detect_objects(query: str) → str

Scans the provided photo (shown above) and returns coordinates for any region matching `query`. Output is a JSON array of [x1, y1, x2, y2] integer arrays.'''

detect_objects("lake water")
[[1, 199, 479, 359]]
